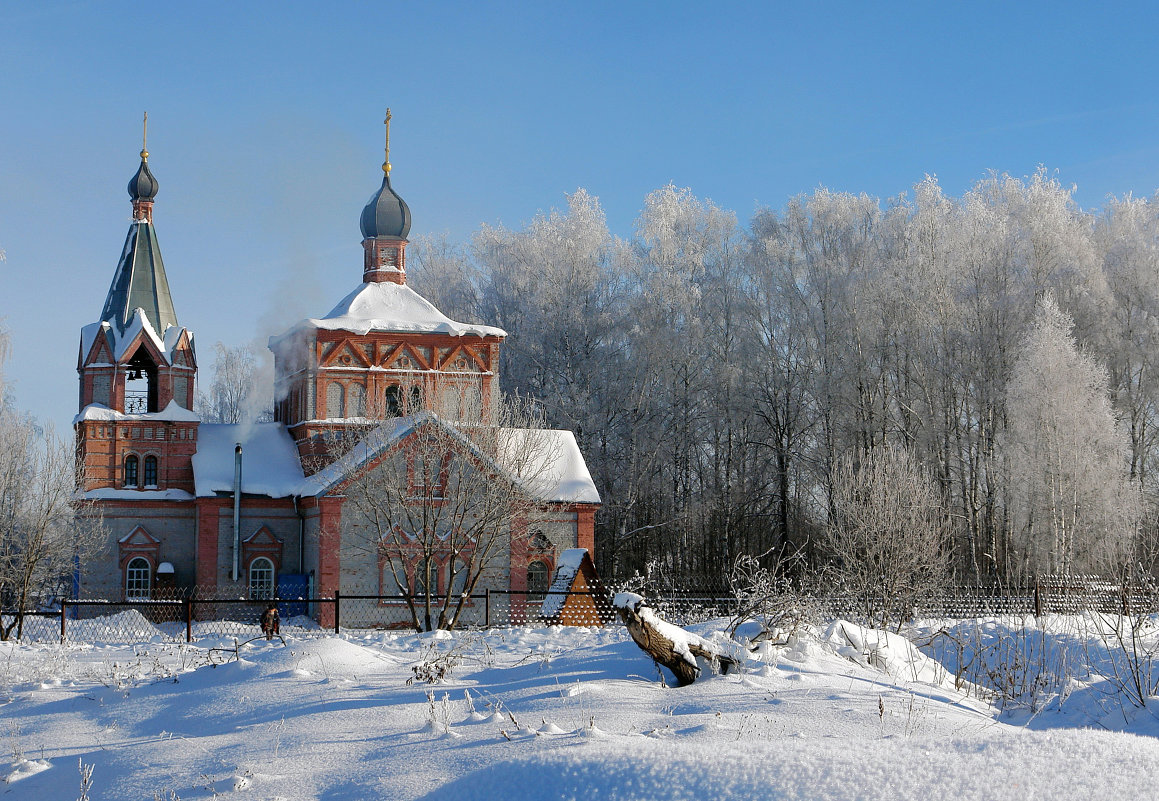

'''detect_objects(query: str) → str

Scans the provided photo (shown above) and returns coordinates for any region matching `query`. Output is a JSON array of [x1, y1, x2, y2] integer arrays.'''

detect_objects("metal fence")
[[3, 589, 618, 645], [5, 576, 1156, 645]]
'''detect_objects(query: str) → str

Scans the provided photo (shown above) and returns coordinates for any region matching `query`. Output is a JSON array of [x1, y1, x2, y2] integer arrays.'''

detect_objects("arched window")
[[125, 557, 151, 599], [407, 385, 423, 415], [249, 557, 275, 600], [125, 347, 158, 413], [124, 454, 139, 487], [143, 455, 158, 488], [527, 560, 550, 602], [327, 382, 345, 419], [384, 385, 402, 417], [349, 383, 366, 417]]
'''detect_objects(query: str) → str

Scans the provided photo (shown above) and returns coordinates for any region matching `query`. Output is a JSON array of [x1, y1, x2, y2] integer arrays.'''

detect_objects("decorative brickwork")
[[362, 238, 407, 283]]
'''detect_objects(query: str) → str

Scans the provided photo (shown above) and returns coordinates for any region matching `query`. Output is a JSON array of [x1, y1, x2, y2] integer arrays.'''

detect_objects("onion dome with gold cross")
[[127, 112, 159, 203], [360, 108, 412, 240]]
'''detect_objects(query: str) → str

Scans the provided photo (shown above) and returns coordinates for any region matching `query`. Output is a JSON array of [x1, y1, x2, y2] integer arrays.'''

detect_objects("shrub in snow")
[[727, 549, 814, 644], [820, 445, 950, 630]]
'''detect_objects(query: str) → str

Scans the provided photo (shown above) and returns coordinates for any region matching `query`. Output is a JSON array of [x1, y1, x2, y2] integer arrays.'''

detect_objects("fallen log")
[[613, 592, 738, 686]]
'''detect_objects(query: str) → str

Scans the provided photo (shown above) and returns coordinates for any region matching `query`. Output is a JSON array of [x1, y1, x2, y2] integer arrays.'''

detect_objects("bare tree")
[[820, 445, 950, 629], [196, 342, 272, 424], [0, 413, 105, 640], [332, 396, 556, 631], [0, 327, 105, 639]]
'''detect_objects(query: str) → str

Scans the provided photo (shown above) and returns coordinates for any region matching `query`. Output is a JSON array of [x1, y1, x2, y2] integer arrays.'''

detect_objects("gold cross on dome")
[[382, 108, 392, 176]]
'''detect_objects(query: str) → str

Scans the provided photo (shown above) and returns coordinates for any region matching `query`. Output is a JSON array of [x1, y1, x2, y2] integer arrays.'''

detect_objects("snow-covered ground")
[[3, 615, 1159, 800]]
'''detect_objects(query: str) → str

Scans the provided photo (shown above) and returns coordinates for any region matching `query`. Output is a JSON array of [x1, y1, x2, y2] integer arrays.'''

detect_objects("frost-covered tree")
[[470, 191, 644, 574], [1095, 196, 1159, 488], [392, 171, 1159, 588], [196, 342, 271, 424], [408, 234, 482, 324], [1005, 294, 1139, 577]]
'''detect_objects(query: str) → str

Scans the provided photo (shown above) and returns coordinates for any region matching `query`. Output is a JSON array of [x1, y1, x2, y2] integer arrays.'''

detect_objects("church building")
[[74, 114, 600, 624]]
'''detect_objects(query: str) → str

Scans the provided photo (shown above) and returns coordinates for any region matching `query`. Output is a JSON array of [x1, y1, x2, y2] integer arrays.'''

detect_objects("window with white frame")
[[125, 557, 151, 599], [249, 557, 275, 600]]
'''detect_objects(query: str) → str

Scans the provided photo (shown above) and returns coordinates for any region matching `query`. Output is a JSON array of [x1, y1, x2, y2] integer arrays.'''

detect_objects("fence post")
[[485, 588, 490, 628], [334, 589, 341, 635], [60, 599, 67, 644], [184, 598, 193, 643]]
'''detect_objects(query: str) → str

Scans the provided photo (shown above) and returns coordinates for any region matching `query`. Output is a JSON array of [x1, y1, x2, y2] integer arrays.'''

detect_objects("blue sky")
[[3, 1, 1159, 431]]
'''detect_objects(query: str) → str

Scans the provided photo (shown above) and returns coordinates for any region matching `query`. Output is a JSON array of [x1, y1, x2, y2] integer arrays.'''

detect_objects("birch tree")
[[1005, 294, 1139, 577]]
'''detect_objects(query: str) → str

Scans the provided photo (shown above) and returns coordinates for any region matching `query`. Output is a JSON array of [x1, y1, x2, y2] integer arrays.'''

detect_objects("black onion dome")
[[128, 157, 159, 201], [360, 175, 411, 239]]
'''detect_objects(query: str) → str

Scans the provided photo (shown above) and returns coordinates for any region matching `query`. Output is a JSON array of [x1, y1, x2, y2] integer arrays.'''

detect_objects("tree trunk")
[[613, 593, 736, 686]]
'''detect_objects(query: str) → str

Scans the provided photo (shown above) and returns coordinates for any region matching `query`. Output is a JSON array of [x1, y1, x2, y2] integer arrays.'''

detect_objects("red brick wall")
[[195, 499, 225, 590], [314, 496, 344, 626]]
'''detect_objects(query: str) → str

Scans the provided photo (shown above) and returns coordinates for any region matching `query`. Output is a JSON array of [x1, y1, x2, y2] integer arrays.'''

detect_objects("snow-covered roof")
[[273, 282, 506, 342], [498, 429, 601, 505], [80, 309, 191, 367], [192, 423, 306, 498], [540, 548, 591, 618], [74, 400, 200, 425], [297, 412, 598, 504], [79, 322, 105, 365]]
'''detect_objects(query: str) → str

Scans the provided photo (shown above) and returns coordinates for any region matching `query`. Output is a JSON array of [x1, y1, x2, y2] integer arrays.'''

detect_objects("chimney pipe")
[[232, 444, 242, 583]]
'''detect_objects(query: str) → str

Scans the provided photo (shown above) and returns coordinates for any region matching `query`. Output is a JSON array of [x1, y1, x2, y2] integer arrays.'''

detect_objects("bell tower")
[[76, 114, 200, 494]]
